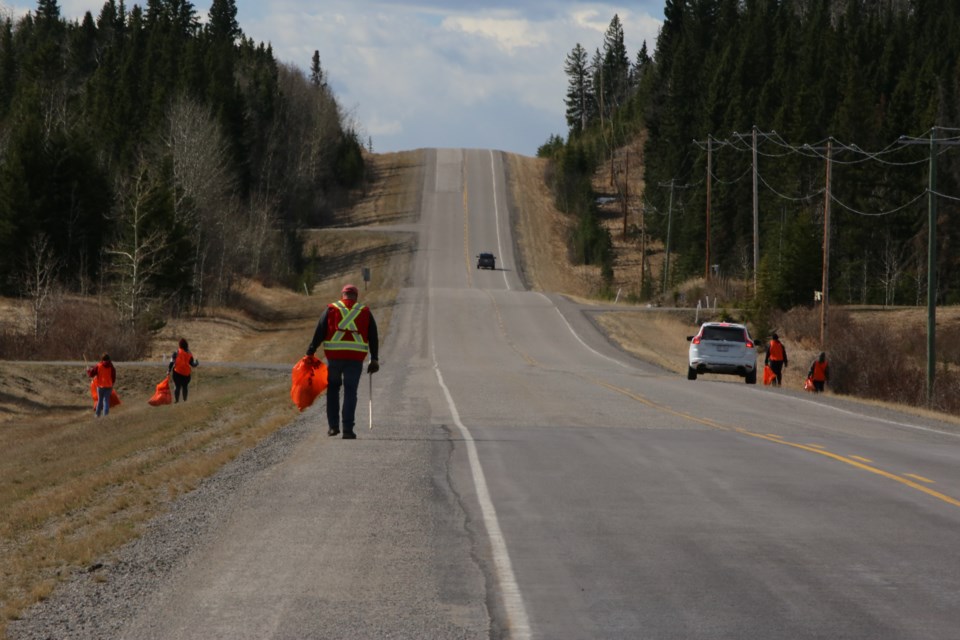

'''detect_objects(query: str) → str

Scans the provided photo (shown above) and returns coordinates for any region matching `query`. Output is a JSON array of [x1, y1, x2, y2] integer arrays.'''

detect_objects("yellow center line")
[[593, 379, 960, 511], [850, 455, 873, 463], [481, 299, 959, 511], [904, 473, 936, 484], [484, 292, 539, 367]]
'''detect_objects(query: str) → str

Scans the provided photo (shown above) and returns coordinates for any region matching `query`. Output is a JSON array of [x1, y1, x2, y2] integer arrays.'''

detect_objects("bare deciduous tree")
[[878, 235, 905, 306], [20, 232, 61, 338], [107, 156, 169, 323], [160, 95, 236, 309]]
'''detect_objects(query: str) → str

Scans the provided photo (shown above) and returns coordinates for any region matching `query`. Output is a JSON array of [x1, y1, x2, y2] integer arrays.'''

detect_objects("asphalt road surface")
[[108, 149, 960, 639]]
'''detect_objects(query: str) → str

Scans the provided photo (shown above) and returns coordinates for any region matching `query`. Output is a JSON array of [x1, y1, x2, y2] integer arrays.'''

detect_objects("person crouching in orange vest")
[[306, 284, 380, 439], [87, 353, 117, 417], [765, 333, 788, 386], [168, 338, 199, 402], [808, 352, 829, 393]]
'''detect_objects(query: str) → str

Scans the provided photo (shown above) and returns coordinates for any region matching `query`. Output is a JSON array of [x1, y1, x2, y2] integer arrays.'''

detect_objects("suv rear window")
[[701, 326, 746, 342]]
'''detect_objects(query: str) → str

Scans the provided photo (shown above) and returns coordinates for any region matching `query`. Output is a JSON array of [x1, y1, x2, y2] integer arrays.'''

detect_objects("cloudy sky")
[[17, 1, 665, 157]]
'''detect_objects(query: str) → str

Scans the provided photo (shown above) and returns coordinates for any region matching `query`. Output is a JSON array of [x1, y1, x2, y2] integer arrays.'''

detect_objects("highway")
[[115, 148, 960, 639]]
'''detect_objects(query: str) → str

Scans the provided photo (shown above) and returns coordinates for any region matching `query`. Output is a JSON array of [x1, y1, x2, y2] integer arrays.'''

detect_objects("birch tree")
[[161, 94, 234, 308], [20, 233, 61, 338], [107, 156, 171, 323]]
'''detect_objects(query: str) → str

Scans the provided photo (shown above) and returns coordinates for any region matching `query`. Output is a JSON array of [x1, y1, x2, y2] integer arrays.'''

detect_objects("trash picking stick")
[[368, 372, 373, 430]]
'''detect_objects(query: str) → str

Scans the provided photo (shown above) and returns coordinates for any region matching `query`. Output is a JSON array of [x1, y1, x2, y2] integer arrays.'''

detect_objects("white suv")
[[687, 322, 758, 384]]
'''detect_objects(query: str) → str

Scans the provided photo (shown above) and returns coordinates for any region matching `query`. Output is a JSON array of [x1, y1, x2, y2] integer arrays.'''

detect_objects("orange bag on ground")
[[291, 356, 328, 412], [804, 376, 815, 392], [148, 377, 173, 406], [763, 365, 776, 385], [90, 378, 121, 408]]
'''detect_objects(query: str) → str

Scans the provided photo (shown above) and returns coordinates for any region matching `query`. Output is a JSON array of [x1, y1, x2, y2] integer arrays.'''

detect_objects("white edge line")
[[432, 348, 532, 639], [788, 393, 960, 439], [534, 292, 630, 370], [537, 286, 955, 439], [490, 150, 511, 291]]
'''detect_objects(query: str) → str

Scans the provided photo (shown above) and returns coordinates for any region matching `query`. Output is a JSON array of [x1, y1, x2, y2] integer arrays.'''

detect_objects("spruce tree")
[[563, 43, 591, 135], [601, 15, 630, 110], [310, 50, 325, 88]]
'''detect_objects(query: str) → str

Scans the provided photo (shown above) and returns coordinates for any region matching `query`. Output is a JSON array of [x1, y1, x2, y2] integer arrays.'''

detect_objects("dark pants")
[[768, 360, 784, 385], [813, 379, 825, 392], [326, 359, 363, 432], [172, 371, 191, 402]]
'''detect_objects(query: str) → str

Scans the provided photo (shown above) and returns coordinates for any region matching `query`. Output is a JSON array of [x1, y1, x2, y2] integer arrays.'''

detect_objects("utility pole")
[[927, 128, 938, 405], [820, 139, 832, 350], [640, 205, 646, 298], [752, 126, 759, 295], [663, 180, 675, 295], [622, 152, 629, 238], [899, 127, 960, 405], [705, 137, 712, 282]]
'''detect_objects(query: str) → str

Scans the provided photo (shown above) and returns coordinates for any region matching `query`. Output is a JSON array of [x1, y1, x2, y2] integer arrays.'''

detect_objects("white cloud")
[[441, 14, 548, 54], [28, 1, 664, 156]]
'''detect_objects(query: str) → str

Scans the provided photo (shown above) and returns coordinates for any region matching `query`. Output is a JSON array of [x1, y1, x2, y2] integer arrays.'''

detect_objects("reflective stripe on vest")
[[324, 301, 369, 354]]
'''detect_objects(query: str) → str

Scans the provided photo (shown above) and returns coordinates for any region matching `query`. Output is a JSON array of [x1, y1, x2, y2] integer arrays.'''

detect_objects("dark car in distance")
[[477, 252, 496, 269]]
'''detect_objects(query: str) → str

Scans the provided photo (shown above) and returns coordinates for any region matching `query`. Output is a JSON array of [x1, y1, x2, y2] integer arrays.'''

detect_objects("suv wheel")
[[745, 369, 757, 384], [687, 366, 697, 380]]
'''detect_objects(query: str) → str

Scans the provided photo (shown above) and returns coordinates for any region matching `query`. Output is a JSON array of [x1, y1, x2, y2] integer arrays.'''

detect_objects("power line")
[[828, 190, 928, 217]]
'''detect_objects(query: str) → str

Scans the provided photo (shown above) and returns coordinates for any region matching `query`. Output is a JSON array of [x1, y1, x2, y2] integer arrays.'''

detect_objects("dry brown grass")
[[0, 151, 422, 636], [0, 366, 290, 630], [506, 154, 597, 297]]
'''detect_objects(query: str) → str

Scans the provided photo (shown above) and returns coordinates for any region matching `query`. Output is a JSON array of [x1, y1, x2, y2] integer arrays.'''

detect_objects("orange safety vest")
[[173, 348, 194, 376], [96, 362, 115, 388], [768, 340, 786, 362], [322, 299, 371, 361], [811, 360, 828, 382]]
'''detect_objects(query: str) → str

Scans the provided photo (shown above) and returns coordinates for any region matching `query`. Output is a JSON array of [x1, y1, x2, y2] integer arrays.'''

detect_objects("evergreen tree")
[[601, 15, 630, 111], [310, 50, 325, 88], [206, 0, 240, 43], [563, 43, 591, 135], [0, 19, 16, 118]]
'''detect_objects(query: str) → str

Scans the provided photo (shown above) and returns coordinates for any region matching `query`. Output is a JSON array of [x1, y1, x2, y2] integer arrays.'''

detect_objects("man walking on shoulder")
[[306, 284, 379, 439]]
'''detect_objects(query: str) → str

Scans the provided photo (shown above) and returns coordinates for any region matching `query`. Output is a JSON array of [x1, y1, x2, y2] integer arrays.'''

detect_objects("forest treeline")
[[0, 0, 364, 334], [544, 0, 960, 310]]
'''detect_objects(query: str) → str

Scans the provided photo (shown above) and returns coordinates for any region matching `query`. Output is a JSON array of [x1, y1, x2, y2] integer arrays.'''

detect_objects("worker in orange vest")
[[306, 284, 379, 439], [168, 338, 199, 403], [87, 353, 117, 417], [764, 333, 788, 386], [808, 352, 829, 393]]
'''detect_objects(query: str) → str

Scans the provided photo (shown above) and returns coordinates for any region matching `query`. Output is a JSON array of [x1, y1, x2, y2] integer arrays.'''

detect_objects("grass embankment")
[[0, 149, 423, 637], [0, 366, 289, 627]]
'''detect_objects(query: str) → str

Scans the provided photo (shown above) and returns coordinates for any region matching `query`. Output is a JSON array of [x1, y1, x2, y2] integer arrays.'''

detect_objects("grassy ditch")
[[0, 365, 290, 633]]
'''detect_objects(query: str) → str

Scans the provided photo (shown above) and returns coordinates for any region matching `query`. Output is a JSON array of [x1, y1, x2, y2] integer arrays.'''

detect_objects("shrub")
[[0, 299, 151, 361]]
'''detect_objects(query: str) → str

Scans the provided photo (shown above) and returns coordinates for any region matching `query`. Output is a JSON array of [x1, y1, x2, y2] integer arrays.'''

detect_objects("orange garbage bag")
[[90, 378, 121, 408], [148, 377, 173, 406], [763, 365, 776, 385], [804, 376, 815, 392], [291, 355, 328, 412]]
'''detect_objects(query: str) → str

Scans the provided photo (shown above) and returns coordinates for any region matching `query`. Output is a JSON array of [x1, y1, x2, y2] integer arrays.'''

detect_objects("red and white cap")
[[341, 284, 359, 295]]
